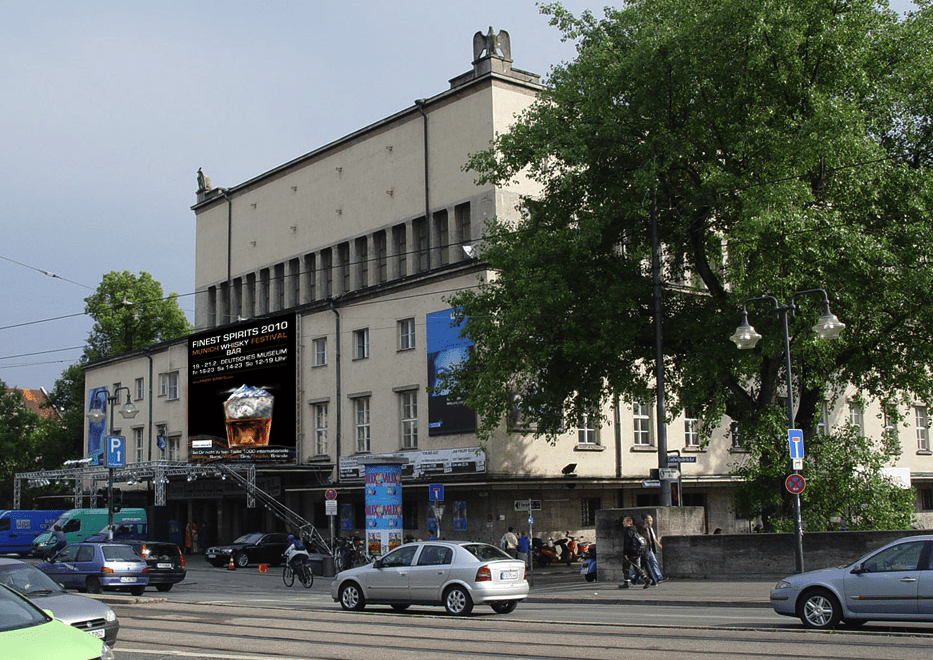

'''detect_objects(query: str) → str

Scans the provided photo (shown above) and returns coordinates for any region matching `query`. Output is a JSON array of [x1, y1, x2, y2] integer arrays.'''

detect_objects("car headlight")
[[773, 580, 792, 590], [104, 609, 117, 622]]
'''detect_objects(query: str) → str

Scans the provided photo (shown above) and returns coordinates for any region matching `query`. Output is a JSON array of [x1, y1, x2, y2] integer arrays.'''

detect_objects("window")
[[159, 372, 179, 400], [862, 541, 923, 573], [400, 391, 418, 449], [848, 402, 863, 433], [353, 328, 369, 360], [581, 497, 601, 526], [633, 401, 651, 446], [916, 405, 929, 451], [684, 407, 699, 447], [313, 338, 327, 367], [354, 397, 371, 453], [921, 488, 933, 511], [314, 403, 328, 455], [577, 412, 597, 445], [398, 318, 416, 351], [816, 401, 830, 436], [134, 378, 144, 401], [168, 437, 180, 462], [134, 427, 144, 462]]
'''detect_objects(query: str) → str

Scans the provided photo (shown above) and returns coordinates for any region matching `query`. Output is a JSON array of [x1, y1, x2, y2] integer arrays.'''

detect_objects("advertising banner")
[[426, 309, 476, 435], [187, 313, 297, 463], [364, 464, 403, 557], [339, 447, 486, 481], [86, 387, 108, 466]]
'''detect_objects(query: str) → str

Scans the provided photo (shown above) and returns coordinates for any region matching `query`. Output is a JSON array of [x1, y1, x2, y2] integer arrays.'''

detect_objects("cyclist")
[[284, 535, 311, 577]]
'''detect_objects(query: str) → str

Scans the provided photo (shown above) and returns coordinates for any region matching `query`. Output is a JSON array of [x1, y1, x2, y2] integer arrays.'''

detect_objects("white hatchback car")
[[331, 541, 528, 615]]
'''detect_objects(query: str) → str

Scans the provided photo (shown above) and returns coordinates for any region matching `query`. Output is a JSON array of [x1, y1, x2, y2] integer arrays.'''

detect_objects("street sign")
[[429, 483, 444, 502], [788, 429, 804, 460], [659, 468, 680, 480], [792, 458, 803, 471], [325, 499, 337, 515], [785, 474, 807, 495], [105, 436, 125, 468], [667, 455, 697, 463], [641, 480, 661, 488], [324, 488, 337, 500]]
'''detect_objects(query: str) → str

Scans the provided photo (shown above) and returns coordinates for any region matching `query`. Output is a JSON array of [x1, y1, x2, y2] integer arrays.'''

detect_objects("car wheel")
[[156, 584, 173, 592], [443, 585, 474, 616], [798, 588, 841, 630], [85, 576, 103, 594], [390, 604, 410, 612], [129, 585, 145, 596], [235, 552, 250, 568], [491, 600, 517, 614], [339, 582, 366, 611]]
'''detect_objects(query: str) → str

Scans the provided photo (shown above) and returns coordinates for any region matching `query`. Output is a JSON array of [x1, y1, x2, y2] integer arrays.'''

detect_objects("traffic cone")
[[227, 555, 235, 571]]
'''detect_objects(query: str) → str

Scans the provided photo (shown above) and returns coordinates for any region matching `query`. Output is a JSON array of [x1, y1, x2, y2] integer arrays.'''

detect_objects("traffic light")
[[670, 482, 680, 507]]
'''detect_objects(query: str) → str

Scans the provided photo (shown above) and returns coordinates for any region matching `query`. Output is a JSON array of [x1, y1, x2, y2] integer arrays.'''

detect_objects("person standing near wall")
[[516, 530, 530, 567], [500, 526, 518, 558], [642, 514, 666, 583]]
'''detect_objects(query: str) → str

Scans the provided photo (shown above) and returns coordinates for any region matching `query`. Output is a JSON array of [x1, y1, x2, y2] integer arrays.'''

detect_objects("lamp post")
[[87, 386, 139, 539], [729, 289, 845, 574]]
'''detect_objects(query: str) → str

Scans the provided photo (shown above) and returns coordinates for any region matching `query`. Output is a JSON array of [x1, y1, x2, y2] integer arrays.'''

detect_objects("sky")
[[0, 0, 919, 392]]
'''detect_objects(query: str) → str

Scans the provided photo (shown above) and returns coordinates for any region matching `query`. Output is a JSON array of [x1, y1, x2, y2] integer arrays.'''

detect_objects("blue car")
[[36, 542, 149, 596]]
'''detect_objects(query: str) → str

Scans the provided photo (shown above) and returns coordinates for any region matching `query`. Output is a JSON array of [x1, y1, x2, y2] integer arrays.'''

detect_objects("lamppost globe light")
[[812, 311, 845, 340], [87, 407, 106, 424], [730, 321, 762, 349], [119, 400, 139, 419]]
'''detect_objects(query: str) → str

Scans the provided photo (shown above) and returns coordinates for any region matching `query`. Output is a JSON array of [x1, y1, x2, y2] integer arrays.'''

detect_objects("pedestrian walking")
[[516, 531, 530, 567], [619, 516, 653, 589], [642, 514, 665, 583], [500, 526, 518, 558]]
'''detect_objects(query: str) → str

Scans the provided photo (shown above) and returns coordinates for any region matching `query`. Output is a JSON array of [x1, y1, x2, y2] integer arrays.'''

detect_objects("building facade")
[[79, 30, 933, 546]]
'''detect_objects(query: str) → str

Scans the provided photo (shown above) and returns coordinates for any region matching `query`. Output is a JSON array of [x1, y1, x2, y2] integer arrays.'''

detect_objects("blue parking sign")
[[106, 436, 126, 468]]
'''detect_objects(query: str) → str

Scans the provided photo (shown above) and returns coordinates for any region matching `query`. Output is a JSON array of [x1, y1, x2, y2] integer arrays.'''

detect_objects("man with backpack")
[[619, 516, 653, 589]]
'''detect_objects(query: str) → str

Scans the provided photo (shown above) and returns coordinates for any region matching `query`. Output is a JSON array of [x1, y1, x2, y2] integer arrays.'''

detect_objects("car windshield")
[[233, 533, 264, 545], [0, 565, 63, 597], [462, 543, 512, 561], [102, 545, 142, 561], [0, 585, 49, 632]]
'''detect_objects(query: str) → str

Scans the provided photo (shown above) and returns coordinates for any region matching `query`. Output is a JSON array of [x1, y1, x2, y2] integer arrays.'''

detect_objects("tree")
[[0, 383, 45, 508], [84, 271, 191, 360], [445, 0, 933, 529]]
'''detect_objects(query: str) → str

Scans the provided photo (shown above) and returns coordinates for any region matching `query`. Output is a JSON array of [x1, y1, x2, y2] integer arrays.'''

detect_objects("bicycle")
[[282, 560, 313, 588]]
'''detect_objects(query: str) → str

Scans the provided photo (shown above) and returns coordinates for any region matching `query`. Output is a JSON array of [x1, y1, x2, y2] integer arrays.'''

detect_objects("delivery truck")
[[31, 508, 147, 557], [0, 510, 65, 555]]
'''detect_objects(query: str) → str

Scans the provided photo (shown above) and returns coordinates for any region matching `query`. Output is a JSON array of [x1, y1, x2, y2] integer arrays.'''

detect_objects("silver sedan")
[[770, 535, 933, 629], [331, 541, 528, 615]]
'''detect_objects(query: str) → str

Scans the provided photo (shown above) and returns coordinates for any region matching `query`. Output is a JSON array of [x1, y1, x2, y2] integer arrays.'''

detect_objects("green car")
[[0, 584, 113, 660]]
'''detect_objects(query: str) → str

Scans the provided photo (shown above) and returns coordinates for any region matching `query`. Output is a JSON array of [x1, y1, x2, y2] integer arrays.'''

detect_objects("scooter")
[[554, 533, 579, 565], [532, 537, 559, 566], [581, 545, 597, 582]]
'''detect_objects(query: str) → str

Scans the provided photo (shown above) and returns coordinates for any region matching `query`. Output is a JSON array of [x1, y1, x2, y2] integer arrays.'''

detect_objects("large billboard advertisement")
[[86, 387, 108, 466], [187, 313, 297, 463], [426, 309, 476, 435]]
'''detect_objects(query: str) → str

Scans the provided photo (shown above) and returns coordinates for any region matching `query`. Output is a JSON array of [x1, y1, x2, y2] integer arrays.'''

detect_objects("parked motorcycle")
[[532, 537, 559, 566], [554, 533, 579, 565], [581, 545, 597, 582]]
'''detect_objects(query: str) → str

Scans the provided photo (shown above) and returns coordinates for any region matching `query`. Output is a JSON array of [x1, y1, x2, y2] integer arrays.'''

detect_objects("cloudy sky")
[[0, 0, 918, 391]]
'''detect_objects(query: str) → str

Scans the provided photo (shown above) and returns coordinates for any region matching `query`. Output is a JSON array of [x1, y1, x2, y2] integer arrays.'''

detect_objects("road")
[[97, 558, 933, 659]]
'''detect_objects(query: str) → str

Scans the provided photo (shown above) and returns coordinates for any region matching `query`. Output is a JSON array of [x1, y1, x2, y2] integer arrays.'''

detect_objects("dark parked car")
[[205, 533, 290, 568], [35, 543, 148, 596], [123, 541, 186, 592], [0, 557, 119, 646]]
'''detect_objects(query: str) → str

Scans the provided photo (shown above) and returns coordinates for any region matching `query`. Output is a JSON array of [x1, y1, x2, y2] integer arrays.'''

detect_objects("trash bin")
[[307, 553, 324, 575], [322, 554, 336, 578]]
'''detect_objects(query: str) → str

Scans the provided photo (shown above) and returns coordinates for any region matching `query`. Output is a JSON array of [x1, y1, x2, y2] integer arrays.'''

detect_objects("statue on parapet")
[[473, 27, 511, 61], [197, 168, 213, 193]]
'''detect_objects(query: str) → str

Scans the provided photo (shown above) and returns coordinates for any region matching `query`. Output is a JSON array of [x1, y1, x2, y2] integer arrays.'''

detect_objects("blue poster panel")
[[187, 313, 297, 463], [426, 309, 476, 435], [364, 464, 403, 557], [86, 387, 108, 466], [453, 501, 467, 531]]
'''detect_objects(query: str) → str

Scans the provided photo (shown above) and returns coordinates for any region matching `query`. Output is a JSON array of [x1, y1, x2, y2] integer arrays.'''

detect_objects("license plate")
[[157, 563, 173, 569], [89, 629, 105, 639], [120, 577, 137, 583], [500, 570, 519, 580], [207, 554, 216, 559]]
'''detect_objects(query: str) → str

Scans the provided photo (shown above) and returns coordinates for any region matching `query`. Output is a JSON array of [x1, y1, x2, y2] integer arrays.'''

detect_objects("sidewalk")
[[525, 565, 774, 608]]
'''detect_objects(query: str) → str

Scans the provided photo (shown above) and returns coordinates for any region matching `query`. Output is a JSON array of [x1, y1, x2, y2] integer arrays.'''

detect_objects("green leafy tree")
[[445, 0, 933, 529], [0, 383, 45, 508], [84, 271, 191, 360]]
